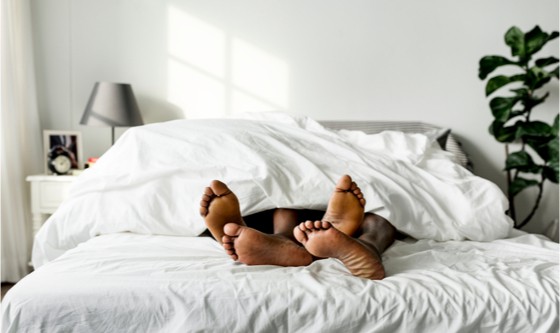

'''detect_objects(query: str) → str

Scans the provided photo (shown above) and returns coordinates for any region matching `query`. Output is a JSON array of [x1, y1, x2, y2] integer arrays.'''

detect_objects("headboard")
[[319, 121, 473, 171]]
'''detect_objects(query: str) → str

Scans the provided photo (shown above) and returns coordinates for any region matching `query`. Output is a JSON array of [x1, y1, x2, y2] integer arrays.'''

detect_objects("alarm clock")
[[47, 146, 73, 175]]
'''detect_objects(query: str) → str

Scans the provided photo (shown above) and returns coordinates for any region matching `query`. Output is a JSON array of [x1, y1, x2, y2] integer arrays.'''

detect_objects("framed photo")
[[43, 130, 83, 174]]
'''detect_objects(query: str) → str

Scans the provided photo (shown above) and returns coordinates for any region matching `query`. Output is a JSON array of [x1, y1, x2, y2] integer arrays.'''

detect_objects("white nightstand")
[[26, 174, 78, 237]]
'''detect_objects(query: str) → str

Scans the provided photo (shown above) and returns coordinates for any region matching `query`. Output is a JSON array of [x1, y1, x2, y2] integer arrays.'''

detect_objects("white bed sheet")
[[4, 232, 558, 333]]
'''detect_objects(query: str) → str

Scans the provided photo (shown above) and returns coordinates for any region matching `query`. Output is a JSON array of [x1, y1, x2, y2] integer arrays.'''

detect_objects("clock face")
[[51, 155, 72, 174]]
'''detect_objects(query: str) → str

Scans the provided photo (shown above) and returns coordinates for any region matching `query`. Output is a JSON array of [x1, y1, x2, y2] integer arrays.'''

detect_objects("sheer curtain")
[[1, 0, 43, 282]]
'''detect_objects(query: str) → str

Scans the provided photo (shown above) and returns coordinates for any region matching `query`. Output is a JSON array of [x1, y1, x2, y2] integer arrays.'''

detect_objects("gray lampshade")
[[80, 82, 143, 144]]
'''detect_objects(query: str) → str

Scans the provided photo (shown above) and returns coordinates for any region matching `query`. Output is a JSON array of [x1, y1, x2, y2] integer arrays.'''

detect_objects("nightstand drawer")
[[38, 181, 73, 212], [26, 174, 78, 237]]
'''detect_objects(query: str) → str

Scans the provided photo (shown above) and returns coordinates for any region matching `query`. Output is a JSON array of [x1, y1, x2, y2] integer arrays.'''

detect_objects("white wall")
[[30, 0, 559, 234]]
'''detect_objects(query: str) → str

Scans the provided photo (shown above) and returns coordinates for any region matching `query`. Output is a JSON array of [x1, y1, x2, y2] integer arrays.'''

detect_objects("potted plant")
[[478, 25, 559, 229]]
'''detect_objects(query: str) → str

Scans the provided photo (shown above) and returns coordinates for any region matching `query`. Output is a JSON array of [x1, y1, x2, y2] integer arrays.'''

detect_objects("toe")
[[293, 226, 307, 243], [199, 206, 208, 217], [304, 220, 315, 229], [204, 186, 214, 196], [223, 222, 243, 237], [210, 180, 231, 196], [337, 175, 352, 191]]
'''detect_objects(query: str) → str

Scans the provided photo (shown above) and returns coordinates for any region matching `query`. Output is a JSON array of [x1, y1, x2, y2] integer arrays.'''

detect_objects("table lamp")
[[80, 82, 144, 144]]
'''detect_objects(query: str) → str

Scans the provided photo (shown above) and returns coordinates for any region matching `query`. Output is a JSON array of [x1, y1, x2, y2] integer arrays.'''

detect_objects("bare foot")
[[200, 180, 245, 244], [322, 175, 365, 236], [294, 220, 385, 280], [222, 223, 313, 266]]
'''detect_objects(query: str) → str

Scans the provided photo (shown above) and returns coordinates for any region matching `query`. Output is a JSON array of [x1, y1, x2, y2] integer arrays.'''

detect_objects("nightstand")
[[26, 174, 78, 237]]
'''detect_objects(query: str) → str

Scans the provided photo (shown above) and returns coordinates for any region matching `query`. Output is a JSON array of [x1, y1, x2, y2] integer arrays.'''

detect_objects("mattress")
[[3, 231, 557, 332]]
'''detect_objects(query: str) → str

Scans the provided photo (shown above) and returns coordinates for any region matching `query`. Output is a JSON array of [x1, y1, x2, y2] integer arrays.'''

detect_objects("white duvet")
[[33, 112, 512, 267]]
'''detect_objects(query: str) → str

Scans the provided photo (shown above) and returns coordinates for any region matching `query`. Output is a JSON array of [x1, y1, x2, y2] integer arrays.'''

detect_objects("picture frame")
[[43, 130, 83, 174]]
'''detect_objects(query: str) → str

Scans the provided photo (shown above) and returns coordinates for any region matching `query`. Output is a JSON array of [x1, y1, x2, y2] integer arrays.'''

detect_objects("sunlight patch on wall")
[[167, 5, 289, 118], [167, 59, 225, 118], [168, 8, 225, 77], [232, 38, 289, 112]]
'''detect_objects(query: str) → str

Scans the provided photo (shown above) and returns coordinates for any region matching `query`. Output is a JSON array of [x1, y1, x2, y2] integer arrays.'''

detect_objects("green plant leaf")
[[552, 114, 559, 136], [543, 165, 559, 183], [509, 176, 539, 196], [551, 66, 559, 79], [510, 110, 526, 118], [526, 139, 550, 160], [535, 56, 559, 67], [489, 120, 516, 142], [509, 87, 529, 96], [505, 26, 525, 59], [526, 66, 552, 90], [505, 151, 541, 173], [488, 121, 498, 136], [548, 137, 559, 163], [485, 74, 525, 96], [478, 56, 516, 80], [543, 124, 560, 184], [515, 121, 553, 140], [525, 26, 551, 57], [522, 92, 550, 110], [525, 127, 557, 160], [509, 88, 531, 104], [550, 31, 560, 41], [490, 96, 518, 122], [544, 138, 559, 183]]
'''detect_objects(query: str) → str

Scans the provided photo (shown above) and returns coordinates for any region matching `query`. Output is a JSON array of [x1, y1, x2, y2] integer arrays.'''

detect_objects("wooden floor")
[[1, 283, 16, 300]]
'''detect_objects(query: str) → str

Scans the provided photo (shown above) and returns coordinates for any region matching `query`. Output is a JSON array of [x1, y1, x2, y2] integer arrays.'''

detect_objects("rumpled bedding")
[[33, 112, 512, 267], [5, 232, 558, 333]]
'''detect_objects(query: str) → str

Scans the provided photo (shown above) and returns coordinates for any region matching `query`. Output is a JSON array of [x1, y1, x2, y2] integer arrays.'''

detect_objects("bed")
[[2, 112, 558, 332]]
